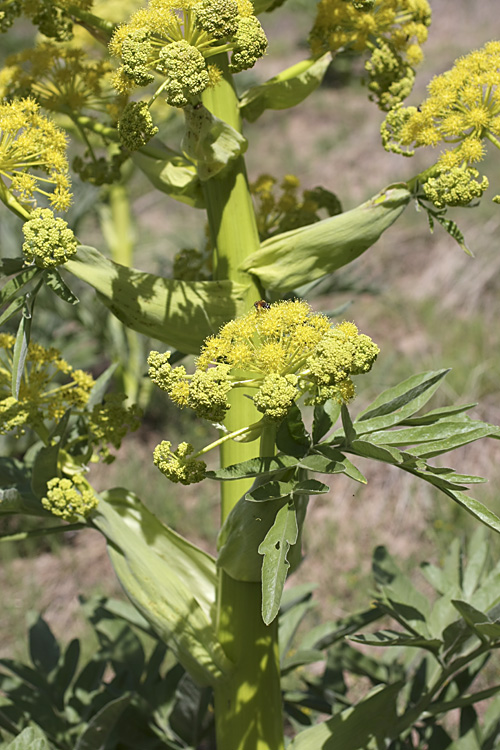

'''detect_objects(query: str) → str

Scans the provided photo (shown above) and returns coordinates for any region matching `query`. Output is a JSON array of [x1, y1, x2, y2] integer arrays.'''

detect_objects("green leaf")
[[440, 488, 500, 536], [92, 489, 230, 686], [64, 245, 248, 353], [0, 296, 25, 326], [288, 681, 403, 749], [341, 404, 357, 444], [43, 268, 79, 305], [259, 501, 298, 625], [349, 439, 405, 465], [351, 369, 450, 434], [0, 267, 40, 308], [281, 649, 324, 675], [0, 257, 25, 276], [401, 402, 478, 426], [240, 54, 332, 122], [217, 488, 291, 582], [182, 104, 247, 181], [240, 186, 410, 293], [410, 423, 500, 458], [365, 419, 486, 448], [11, 299, 33, 399], [276, 404, 311, 458], [75, 693, 131, 750], [427, 684, 500, 717], [132, 137, 205, 208], [0, 458, 42, 516], [349, 629, 442, 652], [206, 454, 299, 481], [4, 726, 53, 750], [297, 451, 346, 475], [28, 616, 60, 676], [245, 480, 296, 503], [312, 400, 340, 443]]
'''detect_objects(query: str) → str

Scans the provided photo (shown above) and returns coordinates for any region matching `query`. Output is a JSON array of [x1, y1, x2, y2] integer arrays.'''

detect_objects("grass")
[[1, 0, 500, 705]]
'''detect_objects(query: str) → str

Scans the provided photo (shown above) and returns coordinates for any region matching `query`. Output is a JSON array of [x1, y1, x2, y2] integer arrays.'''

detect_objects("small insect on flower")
[[254, 299, 271, 311]]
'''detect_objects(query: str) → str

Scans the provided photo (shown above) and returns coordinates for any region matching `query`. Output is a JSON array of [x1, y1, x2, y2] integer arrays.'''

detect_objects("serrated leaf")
[[240, 54, 332, 122], [43, 268, 79, 305], [259, 501, 298, 625]]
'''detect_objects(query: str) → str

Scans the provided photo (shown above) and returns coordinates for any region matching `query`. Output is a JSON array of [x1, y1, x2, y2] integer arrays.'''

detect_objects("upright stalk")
[[202, 57, 285, 750]]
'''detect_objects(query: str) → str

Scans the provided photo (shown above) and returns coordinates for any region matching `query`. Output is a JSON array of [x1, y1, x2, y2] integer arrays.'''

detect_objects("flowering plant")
[[1, 1, 500, 748]]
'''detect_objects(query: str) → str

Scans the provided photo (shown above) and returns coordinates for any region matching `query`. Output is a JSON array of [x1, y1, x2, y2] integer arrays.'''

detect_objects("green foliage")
[[0, 597, 216, 749]]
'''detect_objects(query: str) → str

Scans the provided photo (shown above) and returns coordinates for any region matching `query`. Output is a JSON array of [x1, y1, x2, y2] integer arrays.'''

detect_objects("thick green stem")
[[202, 57, 284, 750]]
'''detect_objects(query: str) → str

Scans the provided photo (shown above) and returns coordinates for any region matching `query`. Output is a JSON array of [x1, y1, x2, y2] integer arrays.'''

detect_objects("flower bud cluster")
[[89, 393, 142, 463], [153, 440, 207, 485], [42, 474, 97, 521], [22, 208, 78, 268], [109, 0, 267, 108], [381, 41, 500, 207], [250, 173, 342, 240], [309, 0, 431, 110]]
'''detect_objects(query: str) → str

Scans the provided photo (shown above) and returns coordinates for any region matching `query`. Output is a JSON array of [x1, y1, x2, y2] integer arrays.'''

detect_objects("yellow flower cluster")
[[0, 42, 121, 120], [309, 0, 430, 57], [149, 299, 379, 422], [382, 41, 500, 206], [0, 98, 72, 211], [309, 0, 431, 109], [148, 300, 379, 484], [0, 334, 93, 436], [42, 474, 97, 521]]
